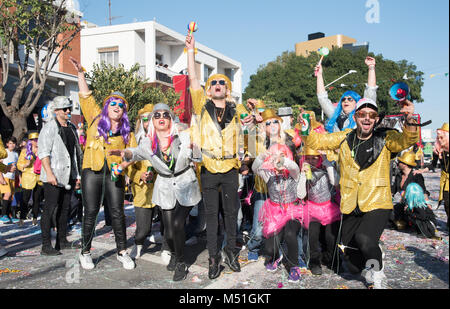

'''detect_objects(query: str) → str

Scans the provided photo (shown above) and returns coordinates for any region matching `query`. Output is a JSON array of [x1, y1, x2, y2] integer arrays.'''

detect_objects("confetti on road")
[[409, 272, 433, 282], [387, 244, 406, 251], [0, 268, 22, 275], [191, 275, 202, 283]]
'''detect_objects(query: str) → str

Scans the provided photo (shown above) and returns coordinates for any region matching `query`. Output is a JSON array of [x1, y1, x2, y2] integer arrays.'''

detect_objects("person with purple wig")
[[316, 56, 378, 133], [70, 57, 138, 271], [16, 131, 44, 226]]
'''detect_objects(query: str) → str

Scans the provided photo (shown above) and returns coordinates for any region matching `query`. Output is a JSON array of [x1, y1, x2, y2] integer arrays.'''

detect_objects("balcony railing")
[[155, 66, 179, 85]]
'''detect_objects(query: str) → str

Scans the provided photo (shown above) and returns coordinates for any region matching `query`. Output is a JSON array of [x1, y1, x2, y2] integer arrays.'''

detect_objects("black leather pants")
[[81, 166, 127, 253]]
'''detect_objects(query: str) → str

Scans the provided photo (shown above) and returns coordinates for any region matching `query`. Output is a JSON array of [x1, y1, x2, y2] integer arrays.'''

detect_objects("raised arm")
[[366, 56, 376, 88], [69, 57, 101, 124], [185, 34, 201, 91], [315, 63, 336, 119], [69, 57, 89, 93], [364, 56, 378, 102], [385, 100, 419, 153]]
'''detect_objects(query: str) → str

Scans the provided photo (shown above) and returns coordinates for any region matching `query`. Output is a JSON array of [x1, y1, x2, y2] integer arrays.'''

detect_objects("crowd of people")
[[0, 32, 448, 289]]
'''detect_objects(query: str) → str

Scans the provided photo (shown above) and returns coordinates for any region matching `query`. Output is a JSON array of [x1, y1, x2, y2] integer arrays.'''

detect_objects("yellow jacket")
[[304, 127, 419, 214], [0, 139, 7, 173], [246, 128, 269, 194], [439, 171, 449, 202], [129, 160, 156, 208], [17, 149, 41, 190], [79, 92, 137, 176], [190, 88, 247, 174]]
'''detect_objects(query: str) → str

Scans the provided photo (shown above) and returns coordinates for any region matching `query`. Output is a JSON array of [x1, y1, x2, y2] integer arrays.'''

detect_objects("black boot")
[[173, 262, 189, 281], [41, 244, 62, 256], [208, 253, 221, 280], [223, 248, 241, 272], [55, 239, 82, 250], [309, 262, 323, 276], [167, 253, 176, 271], [1, 200, 10, 218]]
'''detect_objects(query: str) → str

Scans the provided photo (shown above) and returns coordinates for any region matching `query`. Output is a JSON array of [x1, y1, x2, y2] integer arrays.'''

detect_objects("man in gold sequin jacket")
[[302, 97, 419, 289]]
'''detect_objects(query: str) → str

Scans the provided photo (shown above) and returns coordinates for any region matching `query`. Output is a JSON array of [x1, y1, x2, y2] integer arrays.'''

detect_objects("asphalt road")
[[0, 171, 448, 291]]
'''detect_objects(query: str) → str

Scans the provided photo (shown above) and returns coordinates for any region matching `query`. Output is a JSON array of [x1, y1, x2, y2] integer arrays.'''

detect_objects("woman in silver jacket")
[[112, 103, 201, 282]]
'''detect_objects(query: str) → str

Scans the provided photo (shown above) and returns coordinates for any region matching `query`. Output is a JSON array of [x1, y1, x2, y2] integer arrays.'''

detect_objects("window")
[[204, 65, 213, 83], [98, 46, 119, 67], [224, 68, 235, 82]]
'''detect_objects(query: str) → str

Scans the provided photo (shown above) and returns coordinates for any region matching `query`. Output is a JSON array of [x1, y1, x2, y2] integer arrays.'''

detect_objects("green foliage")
[[86, 62, 180, 128], [244, 47, 424, 121], [0, 0, 82, 140], [0, 0, 79, 56]]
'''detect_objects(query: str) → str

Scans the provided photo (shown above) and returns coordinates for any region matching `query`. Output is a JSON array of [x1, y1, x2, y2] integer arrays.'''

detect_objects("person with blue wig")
[[391, 150, 430, 230], [316, 57, 378, 133], [402, 183, 437, 238]]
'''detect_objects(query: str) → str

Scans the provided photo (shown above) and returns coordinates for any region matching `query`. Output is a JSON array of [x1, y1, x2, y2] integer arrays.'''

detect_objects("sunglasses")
[[266, 120, 280, 126], [211, 80, 226, 86], [342, 97, 355, 102], [355, 111, 378, 119], [142, 117, 149, 122], [57, 107, 71, 112], [110, 101, 124, 109], [154, 111, 171, 120]]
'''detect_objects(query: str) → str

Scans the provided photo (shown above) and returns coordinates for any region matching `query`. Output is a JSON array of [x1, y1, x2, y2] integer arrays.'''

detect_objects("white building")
[[80, 21, 243, 103]]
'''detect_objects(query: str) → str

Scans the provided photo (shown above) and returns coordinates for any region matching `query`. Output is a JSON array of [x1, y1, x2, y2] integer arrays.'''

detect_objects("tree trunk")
[[10, 114, 28, 142]]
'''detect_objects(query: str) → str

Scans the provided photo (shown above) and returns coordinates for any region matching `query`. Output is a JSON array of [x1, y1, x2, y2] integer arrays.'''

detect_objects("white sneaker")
[[372, 268, 389, 289], [0, 245, 8, 258], [130, 244, 143, 259], [117, 252, 135, 270], [185, 236, 198, 246], [79, 252, 95, 270], [161, 250, 171, 265], [149, 232, 163, 244]]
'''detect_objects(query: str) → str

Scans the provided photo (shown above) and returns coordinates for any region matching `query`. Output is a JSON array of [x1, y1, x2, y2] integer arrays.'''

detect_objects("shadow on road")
[[406, 246, 449, 285]]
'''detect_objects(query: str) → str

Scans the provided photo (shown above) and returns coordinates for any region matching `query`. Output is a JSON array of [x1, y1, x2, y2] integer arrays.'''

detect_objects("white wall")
[[81, 30, 137, 72], [135, 31, 146, 66], [155, 42, 171, 66], [170, 45, 186, 74]]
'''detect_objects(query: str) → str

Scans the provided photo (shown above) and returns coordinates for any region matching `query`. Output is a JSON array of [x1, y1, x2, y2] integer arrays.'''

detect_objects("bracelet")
[[369, 65, 375, 70], [187, 49, 195, 53]]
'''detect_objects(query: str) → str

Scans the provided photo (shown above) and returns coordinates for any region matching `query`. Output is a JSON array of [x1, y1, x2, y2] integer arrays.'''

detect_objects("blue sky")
[[76, 0, 449, 134]]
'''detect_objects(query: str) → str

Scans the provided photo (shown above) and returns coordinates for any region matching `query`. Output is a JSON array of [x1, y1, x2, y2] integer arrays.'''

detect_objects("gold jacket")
[[304, 127, 419, 214], [129, 160, 156, 208], [79, 92, 137, 176], [439, 171, 449, 202], [0, 139, 7, 173], [17, 149, 41, 190], [190, 88, 247, 174]]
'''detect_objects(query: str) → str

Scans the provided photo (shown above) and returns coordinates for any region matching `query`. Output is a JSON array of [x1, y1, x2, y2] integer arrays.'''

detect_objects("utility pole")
[[107, 0, 122, 26], [108, 0, 112, 25]]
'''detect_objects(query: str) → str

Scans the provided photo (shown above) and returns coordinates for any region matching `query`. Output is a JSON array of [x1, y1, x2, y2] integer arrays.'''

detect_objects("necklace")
[[215, 106, 226, 123], [162, 147, 174, 169], [351, 134, 370, 158]]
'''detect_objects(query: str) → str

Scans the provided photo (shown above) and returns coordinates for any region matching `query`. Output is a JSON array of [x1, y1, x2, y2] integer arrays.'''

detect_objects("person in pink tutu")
[[297, 146, 341, 275], [252, 143, 303, 282]]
